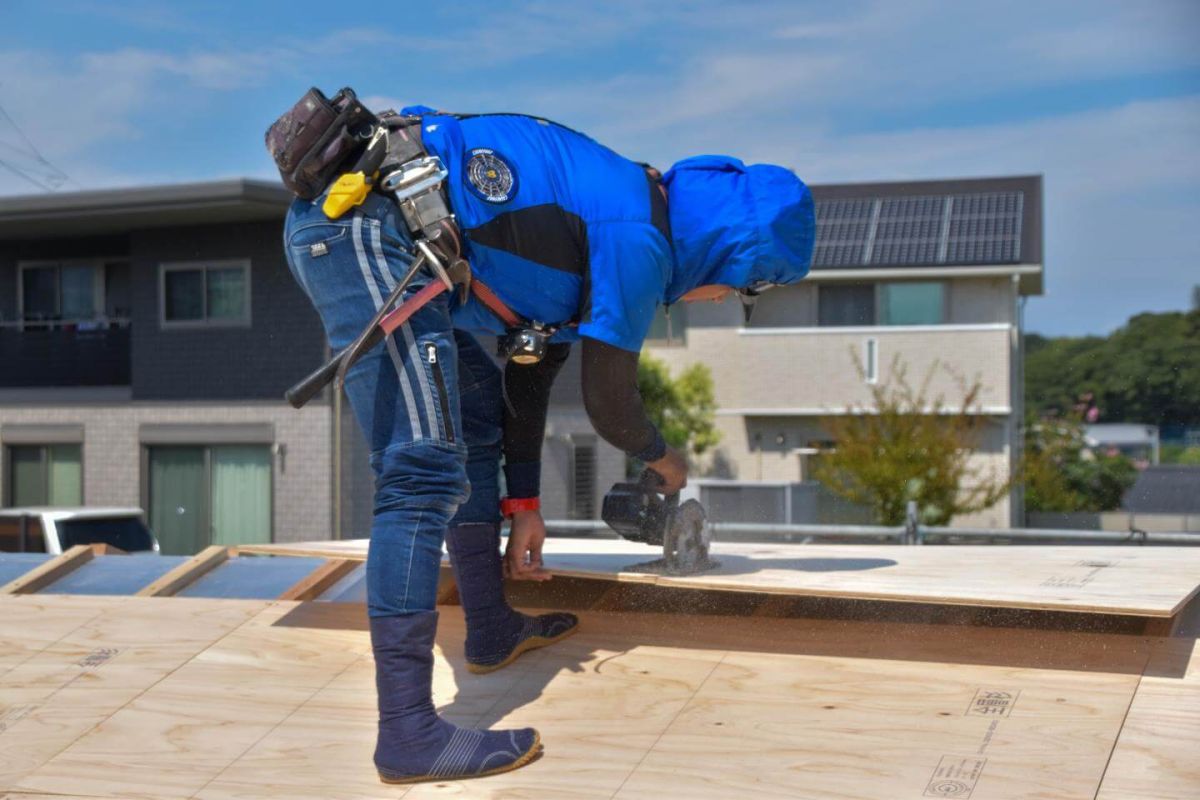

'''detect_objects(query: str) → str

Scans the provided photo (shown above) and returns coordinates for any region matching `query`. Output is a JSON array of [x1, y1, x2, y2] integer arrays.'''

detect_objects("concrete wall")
[[0, 401, 331, 542]]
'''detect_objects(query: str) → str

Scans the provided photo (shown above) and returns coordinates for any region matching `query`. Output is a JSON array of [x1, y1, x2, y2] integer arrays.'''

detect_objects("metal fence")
[[544, 507, 1200, 546]]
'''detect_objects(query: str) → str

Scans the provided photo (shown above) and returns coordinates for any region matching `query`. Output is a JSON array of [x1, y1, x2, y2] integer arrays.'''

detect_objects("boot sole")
[[467, 624, 580, 675], [378, 732, 543, 784]]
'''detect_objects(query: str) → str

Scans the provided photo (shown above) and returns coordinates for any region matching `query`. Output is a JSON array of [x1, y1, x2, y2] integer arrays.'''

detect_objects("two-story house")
[[0, 180, 624, 554], [645, 175, 1043, 527]]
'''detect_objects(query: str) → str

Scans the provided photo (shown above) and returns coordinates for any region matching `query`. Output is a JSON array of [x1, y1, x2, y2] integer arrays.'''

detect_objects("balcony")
[[0, 319, 131, 388]]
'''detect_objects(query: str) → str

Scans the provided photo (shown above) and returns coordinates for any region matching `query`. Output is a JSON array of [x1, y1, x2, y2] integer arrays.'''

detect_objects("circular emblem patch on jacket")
[[465, 148, 518, 203]]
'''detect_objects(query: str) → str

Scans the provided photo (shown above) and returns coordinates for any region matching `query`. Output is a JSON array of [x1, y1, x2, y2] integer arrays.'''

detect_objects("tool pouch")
[[265, 87, 377, 200]]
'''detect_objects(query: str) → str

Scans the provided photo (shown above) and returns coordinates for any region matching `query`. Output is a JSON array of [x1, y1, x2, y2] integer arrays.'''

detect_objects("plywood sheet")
[[242, 538, 1200, 617], [1096, 636, 1200, 799], [11, 602, 368, 800], [0, 596, 266, 789], [2, 597, 1183, 799]]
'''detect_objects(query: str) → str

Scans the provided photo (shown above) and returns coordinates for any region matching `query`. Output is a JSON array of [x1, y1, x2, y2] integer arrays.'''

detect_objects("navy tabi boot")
[[444, 522, 579, 674], [370, 611, 541, 784]]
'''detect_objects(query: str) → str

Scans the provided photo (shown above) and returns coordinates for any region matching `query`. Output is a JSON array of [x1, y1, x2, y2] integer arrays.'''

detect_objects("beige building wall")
[[646, 276, 1020, 527], [0, 399, 331, 542]]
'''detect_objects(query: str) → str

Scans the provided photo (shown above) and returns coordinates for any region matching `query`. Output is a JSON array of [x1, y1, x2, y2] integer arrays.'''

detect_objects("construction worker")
[[275, 99, 814, 784]]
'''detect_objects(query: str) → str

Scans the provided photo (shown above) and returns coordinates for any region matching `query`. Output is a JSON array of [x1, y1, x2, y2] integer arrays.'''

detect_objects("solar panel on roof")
[[812, 190, 1023, 268], [869, 196, 946, 265], [945, 192, 1023, 263], [813, 198, 874, 267]]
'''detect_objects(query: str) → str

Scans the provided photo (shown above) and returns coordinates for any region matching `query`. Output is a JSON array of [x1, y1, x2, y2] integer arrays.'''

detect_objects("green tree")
[[1022, 412, 1137, 512], [812, 354, 1011, 526], [1162, 444, 1200, 465], [636, 355, 720, 462], [1026, 310, 1200, 426]]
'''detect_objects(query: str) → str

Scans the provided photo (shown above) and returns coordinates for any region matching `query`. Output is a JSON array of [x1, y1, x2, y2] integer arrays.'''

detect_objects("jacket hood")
[[662, 155, 815, 304]]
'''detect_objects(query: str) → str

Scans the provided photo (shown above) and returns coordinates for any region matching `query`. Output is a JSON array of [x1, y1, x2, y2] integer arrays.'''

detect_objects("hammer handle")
[[285, 330, 384, 409], [285, 281, 447, 409]]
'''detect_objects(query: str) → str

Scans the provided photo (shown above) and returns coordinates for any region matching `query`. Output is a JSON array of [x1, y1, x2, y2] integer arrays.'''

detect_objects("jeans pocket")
[[421, 340, 457, 444], [287, 221, 351, 254]]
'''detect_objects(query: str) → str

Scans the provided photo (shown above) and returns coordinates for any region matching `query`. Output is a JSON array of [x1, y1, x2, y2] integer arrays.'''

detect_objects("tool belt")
[[265, 87, 377, 200], [266, 87, 566, 367]]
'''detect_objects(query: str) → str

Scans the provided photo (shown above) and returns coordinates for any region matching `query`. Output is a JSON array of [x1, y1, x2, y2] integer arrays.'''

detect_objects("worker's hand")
[[645, 445, 689, 495], [505, 509, 552, 582]]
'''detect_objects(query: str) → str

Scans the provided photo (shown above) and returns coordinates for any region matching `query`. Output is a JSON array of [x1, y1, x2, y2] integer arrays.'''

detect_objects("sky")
[[0, 0, 1197, 336]]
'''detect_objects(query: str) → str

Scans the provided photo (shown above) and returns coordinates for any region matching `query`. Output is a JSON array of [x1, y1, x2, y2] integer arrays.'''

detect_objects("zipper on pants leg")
[[424, 342, 456, 443]]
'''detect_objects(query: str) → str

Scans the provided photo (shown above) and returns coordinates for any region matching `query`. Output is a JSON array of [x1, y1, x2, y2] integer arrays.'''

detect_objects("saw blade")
[[671, 498, 711, 567]]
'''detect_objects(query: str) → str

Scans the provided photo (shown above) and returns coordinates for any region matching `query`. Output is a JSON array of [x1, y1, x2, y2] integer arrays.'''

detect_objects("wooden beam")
[[277, 558, 358, 601], [0, 544, 95, 595], [136, 545, 229, 597]]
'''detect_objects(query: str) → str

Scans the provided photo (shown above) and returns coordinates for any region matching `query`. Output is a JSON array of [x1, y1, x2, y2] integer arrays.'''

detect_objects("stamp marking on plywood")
[[924, 755, 987, 798], [965, 688, 1019, 717], [1041, 559, 1122, 589], [76, 648, 120, 669]]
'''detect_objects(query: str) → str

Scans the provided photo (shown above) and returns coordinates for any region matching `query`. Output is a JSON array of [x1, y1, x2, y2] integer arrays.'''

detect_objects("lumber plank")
[[0, 545, 94, 595], [275, 558, 358, 601], [135, 545, 228, 597], [241, 538, 1200, 618], [1096, 637, 1200, 799]]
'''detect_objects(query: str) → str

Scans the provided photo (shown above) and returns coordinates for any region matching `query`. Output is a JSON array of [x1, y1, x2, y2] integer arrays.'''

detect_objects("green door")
[[210, 445, 271, 546], [148, 446, 206, 555]]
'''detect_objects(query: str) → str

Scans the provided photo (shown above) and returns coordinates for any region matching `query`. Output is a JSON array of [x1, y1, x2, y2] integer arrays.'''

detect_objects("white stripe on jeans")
[[352, 214, 425, 440], [370, 223, 441, 438]]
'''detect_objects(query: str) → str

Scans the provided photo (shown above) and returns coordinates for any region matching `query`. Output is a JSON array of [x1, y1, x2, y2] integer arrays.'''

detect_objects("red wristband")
[[500, 497, 540, 519]]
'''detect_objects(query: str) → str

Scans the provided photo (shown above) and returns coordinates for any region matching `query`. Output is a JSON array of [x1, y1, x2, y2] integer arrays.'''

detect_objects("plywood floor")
[[2, 595, 1198, 800], [240, 538, 1200, 618]]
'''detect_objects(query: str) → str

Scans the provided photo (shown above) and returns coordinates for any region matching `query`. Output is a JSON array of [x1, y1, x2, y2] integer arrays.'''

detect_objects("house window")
[[19, 263, 102, 324], [818, 283, 875, 326], [147, 444, 271, 555], [6, 444, 82, 506], [160, 261, 250, 327], [864, 338, 878, 384], [645, 303, 687, 345], [568, 438, 597, 520], [880, 281, 945, 325], [817, 281, 946, 327]]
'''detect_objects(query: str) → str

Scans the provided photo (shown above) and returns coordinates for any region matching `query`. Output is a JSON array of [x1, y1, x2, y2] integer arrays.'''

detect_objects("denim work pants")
[[284, 193, 504, 617]]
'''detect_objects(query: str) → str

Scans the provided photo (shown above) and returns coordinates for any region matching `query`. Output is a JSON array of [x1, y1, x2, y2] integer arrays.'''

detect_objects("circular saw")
[[601, 472, 720, 576]]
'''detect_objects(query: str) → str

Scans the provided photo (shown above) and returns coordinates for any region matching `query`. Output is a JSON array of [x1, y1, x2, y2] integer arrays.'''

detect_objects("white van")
[[0, 507, 159, 555]]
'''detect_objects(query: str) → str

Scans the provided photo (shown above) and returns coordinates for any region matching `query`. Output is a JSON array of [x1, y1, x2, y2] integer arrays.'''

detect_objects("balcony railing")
[[0, 318, 132, 387]]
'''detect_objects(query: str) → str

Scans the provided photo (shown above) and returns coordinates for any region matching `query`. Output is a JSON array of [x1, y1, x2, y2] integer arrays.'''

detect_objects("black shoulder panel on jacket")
[[646, 171, 671, 244], [466, 204, 588, 276]]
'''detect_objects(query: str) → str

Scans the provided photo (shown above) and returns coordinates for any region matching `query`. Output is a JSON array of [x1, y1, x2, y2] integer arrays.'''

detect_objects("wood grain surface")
[[3, 596, 1196, 799], [240, 538, 1200, 617]]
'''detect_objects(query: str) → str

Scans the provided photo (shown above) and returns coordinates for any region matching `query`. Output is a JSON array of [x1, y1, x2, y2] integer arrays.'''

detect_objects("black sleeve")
[[580, 336, 667, 462], [502, 342, 571, 498]]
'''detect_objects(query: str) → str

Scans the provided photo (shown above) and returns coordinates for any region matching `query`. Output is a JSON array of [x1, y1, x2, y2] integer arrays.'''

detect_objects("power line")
[[0, 157, 57, 192], [0, 93, 74, 191]]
